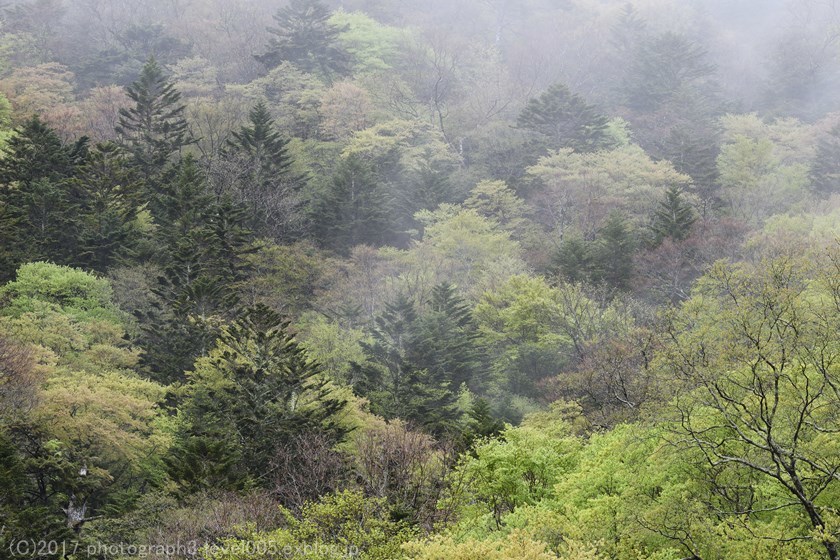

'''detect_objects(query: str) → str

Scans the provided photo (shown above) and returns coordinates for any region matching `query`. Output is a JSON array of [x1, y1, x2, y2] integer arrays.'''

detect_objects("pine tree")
[[69, 142, 144, 272], [413, 283, 482, 392], [225, 101, 306, 239], [169, 305, 347, 491], [0, 116, 87, 279], [116, 57, 192, 180], [255, 0, 351, 79], [313, 154, 392, 254], [811, 124, 840, 195], [593, 212, 636, 291], [352, 294, 462, 435], [517, 83, 613, 153], [650, 186, 696, 244]]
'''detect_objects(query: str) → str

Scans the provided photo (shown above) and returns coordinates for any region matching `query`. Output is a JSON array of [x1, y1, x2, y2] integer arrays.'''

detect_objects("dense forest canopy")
[[1, 0, 840, 559]]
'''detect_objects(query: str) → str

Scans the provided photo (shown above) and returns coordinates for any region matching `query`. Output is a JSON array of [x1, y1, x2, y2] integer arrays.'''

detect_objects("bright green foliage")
[[527, 144, 691, 236], [474, 275, 632, 402], [256, 0, 351, 79], [330, 11, 406, 74], [650, 186, 696, 244], [717, 134, 810, 222], [296, 311, 369, 384], [205, 491, 415, 560], [517, 84, 613, 154], [168, 305, 347, 493], [655, 255, 840, 560], [445, 414, 582, 530], [116, 57, 192, 179], [0, 263, 167, 536]]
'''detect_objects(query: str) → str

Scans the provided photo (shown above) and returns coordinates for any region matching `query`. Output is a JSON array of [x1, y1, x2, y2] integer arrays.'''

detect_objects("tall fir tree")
[[413, 283, 482, 393], [138, 158, 254, 384], [224, 101, 306, 239], [255, 0, 351, 79], [650, 186, 696, 245], [69, 142, 144, 272], [593, 212, 636, 291], [116, 57, 192, 182], [352, 294, 460, 435], [313, 154, 392, 254], [168, 305, 347, 492], [659, 125, 721, 211], [811, 124, 840, 195], [0, 116, 87, 279], [517, 83, 613, 153]]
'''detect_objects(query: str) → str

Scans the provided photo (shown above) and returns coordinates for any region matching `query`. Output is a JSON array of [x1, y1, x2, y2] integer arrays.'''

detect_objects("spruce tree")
[[0, 116, 86, 279], [352, 294, 460, 435], [593, 212, 636, 291], [660, 125, 721, 209], [623, 32, 716, 111], [811, 124, 840, 195], [70, 143, 144, 272], [225, 101, 306, 239], [116, 57, 192, 181], [553, 234, 596, 285], [517, 83, 613, 153], [169, 305, 347, 492], [226, 101, 297, 188], [255, 0, 351, 79], [138, 158, 254, 383], [313, 154, 392, 254], [650, 186, 696, 244], [413, 283, 482, 393]]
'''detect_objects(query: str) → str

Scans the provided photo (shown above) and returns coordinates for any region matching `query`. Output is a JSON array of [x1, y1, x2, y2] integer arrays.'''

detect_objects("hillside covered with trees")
[[1, 0, 840, 558]]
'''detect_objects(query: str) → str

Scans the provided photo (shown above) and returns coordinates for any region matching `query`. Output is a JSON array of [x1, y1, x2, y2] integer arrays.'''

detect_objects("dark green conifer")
[[116, 57, 192, 180], [517, 83, 613, 153], [650, 186, 696, 244], [255, 0, 351, 79]]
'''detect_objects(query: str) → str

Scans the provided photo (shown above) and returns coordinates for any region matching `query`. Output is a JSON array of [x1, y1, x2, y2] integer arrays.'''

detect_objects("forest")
[[0, 0, 839, 558]]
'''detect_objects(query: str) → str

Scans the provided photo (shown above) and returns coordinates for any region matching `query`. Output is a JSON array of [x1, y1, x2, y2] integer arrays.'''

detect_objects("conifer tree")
[[225, 101, 306, 239], [352, 294, 461, 435], [650, 186, 696, 244], [413, 283, 482, 392], [138, 158, 254, 383], [593, 212, 636, 291], [517, 83, 613, 153], [0, 116, 87, 279], [255, 0, 351, 79], [169, 305, 347, 491], [226, 101, 297, 188], [553, 235, 596, 285], [811, 124, 840, 195], [70, 142, 144, 272], [116, 57, 192, 180], [313, 154, 392, 254]]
